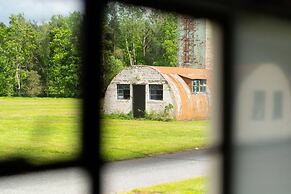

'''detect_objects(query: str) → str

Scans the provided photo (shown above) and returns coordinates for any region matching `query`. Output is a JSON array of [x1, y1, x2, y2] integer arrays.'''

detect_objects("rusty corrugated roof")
[[148, 66, 212, 120], [149, 66, 209, 74]]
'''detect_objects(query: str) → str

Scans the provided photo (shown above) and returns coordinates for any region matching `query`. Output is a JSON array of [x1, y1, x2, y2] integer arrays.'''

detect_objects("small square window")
[[149, 84, 163, 100], [117, 84, 130, 99], [192, 79, 207, 94]]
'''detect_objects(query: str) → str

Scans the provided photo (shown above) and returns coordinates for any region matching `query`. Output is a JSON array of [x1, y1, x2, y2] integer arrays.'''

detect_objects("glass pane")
[[252, 90, 265, 120], [0, 0, 83, 165], [273, 91, 283, 119], [201, 86, 206, 93], [101, 3, 222, 193], [233, 14, 291, 194]]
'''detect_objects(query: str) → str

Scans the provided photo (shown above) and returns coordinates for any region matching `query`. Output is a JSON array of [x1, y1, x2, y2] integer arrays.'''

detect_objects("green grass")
[[101, 118, 209, 161], [0, 97, 81, 164], [127, 177, 207, 194], [0, 97, 209, 164]]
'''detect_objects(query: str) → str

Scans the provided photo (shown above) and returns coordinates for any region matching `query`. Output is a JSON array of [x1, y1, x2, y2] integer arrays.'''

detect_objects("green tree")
[[35, 22, 50, 96], [0, 22, 15, 96], [101, 3, 178, 95], [154, 13, 178, 66], [102, 3, 126, 95], [0, 15, 39, 96], [47, 12, 82, 97]]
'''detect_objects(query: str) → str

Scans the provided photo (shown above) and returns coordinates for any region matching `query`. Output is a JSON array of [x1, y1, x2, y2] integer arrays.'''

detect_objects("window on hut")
[[149, 84, 163, 100], [252, 90, 265, 120], [273, 91, 283, 119], [117, 84, 130, 99], [193, 79, 207, 94]]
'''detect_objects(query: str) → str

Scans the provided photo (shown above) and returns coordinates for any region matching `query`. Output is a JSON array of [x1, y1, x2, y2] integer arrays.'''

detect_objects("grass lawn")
[[127, 177, 207, 194], [0, 97, 81, 164], [0, 97, 209, 163], [101, 118, 209, 161]]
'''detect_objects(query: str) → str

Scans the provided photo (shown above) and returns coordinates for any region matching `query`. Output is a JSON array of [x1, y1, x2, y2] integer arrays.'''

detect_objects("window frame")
[[117, 84, 130, 100], [1, 1, 290, 194], [192, 79, 207, 94], [149, 84, 163, 101]]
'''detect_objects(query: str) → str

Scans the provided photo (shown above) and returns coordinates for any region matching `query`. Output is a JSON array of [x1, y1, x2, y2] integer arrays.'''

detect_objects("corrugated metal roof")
[[148, 65, 212, 120], [150, 66, 210, 79], [149, 66, 210, 75]]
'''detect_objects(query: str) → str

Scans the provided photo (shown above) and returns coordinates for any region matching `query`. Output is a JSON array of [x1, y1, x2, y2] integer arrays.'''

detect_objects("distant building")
[[104, 65, 211, 120], [178, 17, 214, 69], [104, 17, 216, 120]]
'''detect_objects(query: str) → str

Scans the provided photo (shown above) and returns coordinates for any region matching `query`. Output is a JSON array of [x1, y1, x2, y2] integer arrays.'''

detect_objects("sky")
[[0, 0, 83, 25]]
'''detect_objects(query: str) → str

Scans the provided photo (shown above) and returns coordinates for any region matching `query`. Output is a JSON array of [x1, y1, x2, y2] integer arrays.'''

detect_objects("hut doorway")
[[132, 85, 146, 118]]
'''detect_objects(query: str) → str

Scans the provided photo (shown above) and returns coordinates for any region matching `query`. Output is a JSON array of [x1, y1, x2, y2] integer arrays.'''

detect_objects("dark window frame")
[[0, 1, 290, 194], [117, 84, 130, 100], [149, 84, 163, 100]]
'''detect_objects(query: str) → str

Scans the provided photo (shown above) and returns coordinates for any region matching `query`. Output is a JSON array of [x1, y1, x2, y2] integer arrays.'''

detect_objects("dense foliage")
[[102, 3, 178, 95], [0, 12, 82, 97], [0, 3, 178, 97]]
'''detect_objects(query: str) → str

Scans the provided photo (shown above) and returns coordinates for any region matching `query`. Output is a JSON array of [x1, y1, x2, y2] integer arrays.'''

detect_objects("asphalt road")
[[0, 149, 209, 194], [0, 168, 90, 194], [101, 149, 209, 194]]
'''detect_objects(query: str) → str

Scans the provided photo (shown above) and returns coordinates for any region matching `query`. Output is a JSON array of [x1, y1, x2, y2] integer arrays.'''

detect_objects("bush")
[[22, 70, 42, 96], [103, 111, 133, 120], [103, 104, 174, 122], [145, 104, 174, 122]]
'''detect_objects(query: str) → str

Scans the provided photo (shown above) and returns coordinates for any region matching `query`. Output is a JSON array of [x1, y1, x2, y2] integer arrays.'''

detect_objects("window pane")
[[101, 4, 222, 194], [273, 91, 283, 119], [117, 84, 130, 99], [149, 84, 163, 100], [200, 86, 206, 93], [193, 79, 207, 94], [233, 15, 291, 194], [0, 0, 83, 165], [252, 91, 265, 120]]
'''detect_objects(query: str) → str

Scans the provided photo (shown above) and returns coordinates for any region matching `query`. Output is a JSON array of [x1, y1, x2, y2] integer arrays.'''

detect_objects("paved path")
[[101, 149, 210, 194], [0, 149, 209, 194], [0, 168, 90, 194]]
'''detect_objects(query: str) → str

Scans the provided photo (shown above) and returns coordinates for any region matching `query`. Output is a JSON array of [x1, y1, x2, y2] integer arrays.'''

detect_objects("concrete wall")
[[103, 66, 175, 116], [178, 17, 214, 69]]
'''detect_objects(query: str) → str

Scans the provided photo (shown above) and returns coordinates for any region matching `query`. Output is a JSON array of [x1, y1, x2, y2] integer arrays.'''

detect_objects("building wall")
[[205, 20, 214, 70], [178, 17, 214, 69], [103, 66, 175, 116], [164, 74, 211, 120]]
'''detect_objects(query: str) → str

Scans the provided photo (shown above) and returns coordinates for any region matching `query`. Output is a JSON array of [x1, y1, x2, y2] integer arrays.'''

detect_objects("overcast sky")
[[0, 0, 83, 25]]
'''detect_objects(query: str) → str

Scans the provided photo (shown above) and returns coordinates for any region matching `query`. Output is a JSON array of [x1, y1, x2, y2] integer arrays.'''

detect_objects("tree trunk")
[[15, 64, 21, 96], [132, 42, 137, 65], [125, 38, 134, 66]]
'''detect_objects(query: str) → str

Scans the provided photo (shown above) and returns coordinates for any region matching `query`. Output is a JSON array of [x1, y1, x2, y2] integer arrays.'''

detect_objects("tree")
[[102, 3, 126, 95], [103, 3, 178, 67], [0, 15, 39, 96], [101, 3, 179, 95], [35, 22, 50, 96], [0, 22, 15, 96], [47, 12, 82, 97], [153, 13, 178, 67]]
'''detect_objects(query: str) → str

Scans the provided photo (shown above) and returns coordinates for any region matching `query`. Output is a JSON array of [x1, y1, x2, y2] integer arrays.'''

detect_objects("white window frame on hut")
[[192, 79, 207, 94]]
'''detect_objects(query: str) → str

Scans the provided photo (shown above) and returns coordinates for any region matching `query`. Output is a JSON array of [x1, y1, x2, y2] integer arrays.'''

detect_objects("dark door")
[[132, 85, 146, 118]]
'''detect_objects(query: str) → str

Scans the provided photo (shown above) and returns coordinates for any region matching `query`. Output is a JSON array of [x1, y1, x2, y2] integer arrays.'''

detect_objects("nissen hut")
[[103, 65, 212, 120]]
